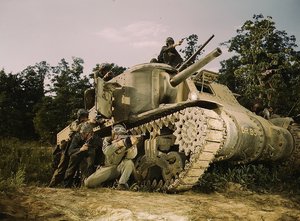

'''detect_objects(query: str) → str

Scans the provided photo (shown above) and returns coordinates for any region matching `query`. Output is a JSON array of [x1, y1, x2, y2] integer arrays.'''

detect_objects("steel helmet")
[[77, 109, 89, 119], [166, 37, 175, 44], [99, 63, 111, 72], [80, 122, 94, 134], [112, 124, 127, 135]]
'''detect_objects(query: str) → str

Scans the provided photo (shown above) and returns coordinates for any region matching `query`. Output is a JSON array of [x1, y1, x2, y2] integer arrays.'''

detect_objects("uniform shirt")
[[158, 45, 183, 68], [68, 132, 100, 156], [102, 136, 137, 166], [102, 137, 127, 166], [68, 133, 85, 155]]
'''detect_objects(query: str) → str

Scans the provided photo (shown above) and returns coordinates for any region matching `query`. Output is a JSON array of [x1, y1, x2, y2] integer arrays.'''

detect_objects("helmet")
[[77, 109, 89, 119], [80, 122, 94, 134], [112, 124, 127, 135], [166, 37, 174, 44], [99, 63, 111, 72]]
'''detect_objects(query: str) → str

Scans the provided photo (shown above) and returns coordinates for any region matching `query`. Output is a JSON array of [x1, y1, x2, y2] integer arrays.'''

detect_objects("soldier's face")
[[80, 116, 89, 123], [167, 40, 174, 45]]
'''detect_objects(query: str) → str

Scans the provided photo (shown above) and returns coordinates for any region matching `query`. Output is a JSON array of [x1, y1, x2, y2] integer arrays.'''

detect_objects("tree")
[[0, 70, 24, 138], [180, 34, 202, 62], [219, 14, 300, 116], [34, 57, 91, 142], [19, 62, 50, 138], [0, 61, 49, 139]]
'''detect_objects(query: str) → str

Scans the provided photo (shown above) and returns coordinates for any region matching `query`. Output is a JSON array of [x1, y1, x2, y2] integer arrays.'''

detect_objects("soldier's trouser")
[[49, 152, 69, 187], [84, 159, 134, 188], [64, 150, 95, 187]]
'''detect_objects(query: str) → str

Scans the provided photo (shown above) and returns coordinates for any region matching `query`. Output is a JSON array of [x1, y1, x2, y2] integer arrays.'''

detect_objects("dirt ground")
[[0, 185, 300, 221]]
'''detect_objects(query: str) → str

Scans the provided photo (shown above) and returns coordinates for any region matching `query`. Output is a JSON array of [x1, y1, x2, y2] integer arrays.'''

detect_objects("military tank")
[[56, 45, 300, 192], [87, 47, 300, 192]]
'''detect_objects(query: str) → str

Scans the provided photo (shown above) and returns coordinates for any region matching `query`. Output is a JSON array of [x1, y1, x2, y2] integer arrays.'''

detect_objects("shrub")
[[0, 137, 53, 192], [195, 162, 299, 193]]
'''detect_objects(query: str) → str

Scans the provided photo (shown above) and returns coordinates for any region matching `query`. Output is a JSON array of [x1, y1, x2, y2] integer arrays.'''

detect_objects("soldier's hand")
[[116, 139, 125, 148], [80, 144, 89, 152], [130, 136, 138, 145], [178, 39, 184, 45]]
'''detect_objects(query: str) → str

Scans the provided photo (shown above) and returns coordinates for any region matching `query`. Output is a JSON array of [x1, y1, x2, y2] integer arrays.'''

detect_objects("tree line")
[[0, 57, 125, 143], [0, 14, 299, 143], [219, 14, 300, 116]]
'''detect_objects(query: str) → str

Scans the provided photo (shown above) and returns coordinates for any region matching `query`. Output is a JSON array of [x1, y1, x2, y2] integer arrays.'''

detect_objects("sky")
[[0, 0, 299, 75]]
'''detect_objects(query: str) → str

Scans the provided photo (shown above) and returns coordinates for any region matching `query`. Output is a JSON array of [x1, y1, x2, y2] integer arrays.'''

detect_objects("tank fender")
[[269, 117, 294, 129]]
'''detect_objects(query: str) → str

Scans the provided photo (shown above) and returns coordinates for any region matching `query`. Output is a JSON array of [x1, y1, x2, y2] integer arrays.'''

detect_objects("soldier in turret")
[[157, 37, 183, 68]]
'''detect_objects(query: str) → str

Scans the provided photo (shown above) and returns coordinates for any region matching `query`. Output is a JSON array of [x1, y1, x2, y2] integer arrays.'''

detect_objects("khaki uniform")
[[84, 137, 136, 188]]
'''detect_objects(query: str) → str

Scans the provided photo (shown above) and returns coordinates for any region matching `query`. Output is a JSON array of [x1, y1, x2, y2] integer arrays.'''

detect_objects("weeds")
[[0, 137, 53, 192], [195, 162, 300, 194]]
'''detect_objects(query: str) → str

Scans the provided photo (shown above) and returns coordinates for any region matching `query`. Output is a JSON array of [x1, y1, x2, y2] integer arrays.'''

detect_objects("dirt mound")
[[0, 186, 300, 221]]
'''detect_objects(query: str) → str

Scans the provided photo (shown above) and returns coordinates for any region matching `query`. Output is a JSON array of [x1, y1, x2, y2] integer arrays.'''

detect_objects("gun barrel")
[[177, 34, 215, 72], [170, 47, 222, 87]]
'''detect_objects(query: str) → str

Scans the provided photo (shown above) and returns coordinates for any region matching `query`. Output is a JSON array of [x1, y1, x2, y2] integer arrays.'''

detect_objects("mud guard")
[[96, 78, 120, 118]]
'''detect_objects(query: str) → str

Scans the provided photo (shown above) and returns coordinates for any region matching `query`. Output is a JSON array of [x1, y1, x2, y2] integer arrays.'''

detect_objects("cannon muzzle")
[[170, 47, 222, 87]]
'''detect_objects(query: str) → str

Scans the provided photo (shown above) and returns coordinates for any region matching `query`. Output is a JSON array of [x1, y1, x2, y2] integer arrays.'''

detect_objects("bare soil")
[[0, 184, 300, 221]]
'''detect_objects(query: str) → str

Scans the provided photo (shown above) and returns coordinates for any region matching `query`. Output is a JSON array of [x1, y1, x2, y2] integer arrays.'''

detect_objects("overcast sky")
[[0, 0, 299, 75]]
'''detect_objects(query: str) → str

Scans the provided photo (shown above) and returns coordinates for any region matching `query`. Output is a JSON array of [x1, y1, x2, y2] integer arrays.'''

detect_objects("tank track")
[[130, 107, 226, 192]]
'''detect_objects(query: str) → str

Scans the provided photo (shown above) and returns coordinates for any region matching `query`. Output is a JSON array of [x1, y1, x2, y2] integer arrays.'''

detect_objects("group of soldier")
[[49, 109, 139, 190], [49, 36, 184, 190]]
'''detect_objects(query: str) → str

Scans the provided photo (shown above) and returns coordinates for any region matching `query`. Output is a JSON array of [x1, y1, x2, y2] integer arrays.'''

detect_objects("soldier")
[[63, 122, 98, 188], [262, 106, 273, 120], [84, 124, 138, 190], [70, 109, 89, 134], [48, 109, 89, 187], [94, 63, 114, 81], [157, 37, 183, 68]]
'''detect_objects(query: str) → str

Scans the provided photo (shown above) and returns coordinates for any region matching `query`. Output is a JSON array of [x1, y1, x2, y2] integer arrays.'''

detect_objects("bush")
[[195, 162, 300, 193], [0, 138, 53, 192], [0, 166, 25, 192]]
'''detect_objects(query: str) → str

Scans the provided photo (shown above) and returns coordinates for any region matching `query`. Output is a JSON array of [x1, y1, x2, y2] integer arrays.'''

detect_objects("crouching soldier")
[[63, 122, 99, 188], [84, 124, 138, 190], [49, 109, 89, 187]]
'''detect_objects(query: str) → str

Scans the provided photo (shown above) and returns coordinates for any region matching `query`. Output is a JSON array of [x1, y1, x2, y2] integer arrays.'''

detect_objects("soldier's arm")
[[102, 137, 125, 156], [68, 134, 82, 155], [162, 40, 183, 52]]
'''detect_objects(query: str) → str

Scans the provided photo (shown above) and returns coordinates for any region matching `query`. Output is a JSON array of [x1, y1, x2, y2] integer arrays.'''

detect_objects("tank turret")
[[95, 48, 222, 124]]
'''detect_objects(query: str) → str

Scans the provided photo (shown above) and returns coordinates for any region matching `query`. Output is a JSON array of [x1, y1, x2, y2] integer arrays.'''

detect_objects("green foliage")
[[34, 57, 92, 142], [0, 62, 49, 139], [1, 57, 126, 143], [219, 14, 300, 115], [0, 167, 25, 192], [0, 138, 53, 192], [179, 34, 201, 61], [196, 162, 299, 194]]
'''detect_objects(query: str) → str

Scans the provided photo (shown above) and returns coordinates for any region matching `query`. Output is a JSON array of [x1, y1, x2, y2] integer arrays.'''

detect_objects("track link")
[[130, 107, 226, 192]]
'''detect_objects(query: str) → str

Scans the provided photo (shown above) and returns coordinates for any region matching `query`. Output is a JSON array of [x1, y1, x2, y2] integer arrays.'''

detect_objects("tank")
[[59, 47, 300, 192]]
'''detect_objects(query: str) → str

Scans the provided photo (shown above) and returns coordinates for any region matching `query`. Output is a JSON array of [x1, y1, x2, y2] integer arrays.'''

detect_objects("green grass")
[[0, 137, 53, 192], [195, 162, 300, 194]]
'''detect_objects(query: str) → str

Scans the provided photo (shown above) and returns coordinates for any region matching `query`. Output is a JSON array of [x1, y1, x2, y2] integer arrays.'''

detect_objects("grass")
[[0, 137, 53, 192], [195, 162, 300, 194], [1, 137, 299, 196]]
